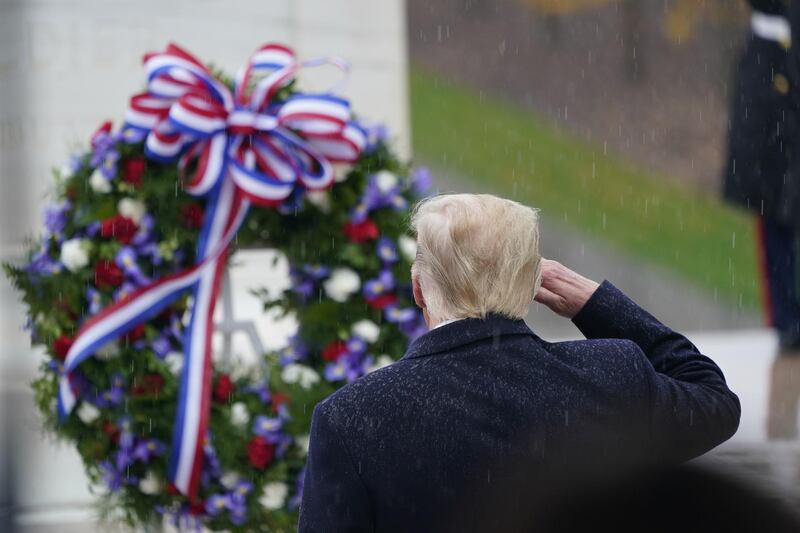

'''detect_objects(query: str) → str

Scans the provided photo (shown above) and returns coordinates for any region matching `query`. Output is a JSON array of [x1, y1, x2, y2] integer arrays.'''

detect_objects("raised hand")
[[534, 259, 600, 319]]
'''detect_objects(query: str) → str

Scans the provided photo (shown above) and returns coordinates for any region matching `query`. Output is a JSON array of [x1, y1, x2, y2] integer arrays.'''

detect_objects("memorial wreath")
[[4, 43, 430, 531]]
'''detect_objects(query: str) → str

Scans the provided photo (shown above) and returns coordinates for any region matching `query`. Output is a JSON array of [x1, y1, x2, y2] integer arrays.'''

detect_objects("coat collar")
[[402, 313, 536, 360]]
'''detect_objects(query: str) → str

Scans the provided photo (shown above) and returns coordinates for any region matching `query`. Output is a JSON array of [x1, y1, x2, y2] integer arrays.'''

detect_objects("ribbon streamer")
[[60, 43, 366, 499]]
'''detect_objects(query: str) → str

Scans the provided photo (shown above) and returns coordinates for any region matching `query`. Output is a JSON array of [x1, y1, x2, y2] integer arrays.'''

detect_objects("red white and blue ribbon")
[[58, 43, 366, 499]]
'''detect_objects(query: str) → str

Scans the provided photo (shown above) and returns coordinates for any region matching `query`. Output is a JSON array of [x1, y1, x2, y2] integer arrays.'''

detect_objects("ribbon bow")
[[59, 43, 365, 499]]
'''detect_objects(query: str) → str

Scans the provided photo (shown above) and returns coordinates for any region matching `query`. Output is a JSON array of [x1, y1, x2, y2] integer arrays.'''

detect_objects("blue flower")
[[279, 336, 308, 367], [253, 416, 283, 443], [363, 268, 396, 299], [376, 237, 399, 264], [42, 201, 71, 240], [86, 287, 103, 315], [384, 305, 418, 325], [410, 166, 433, 195]]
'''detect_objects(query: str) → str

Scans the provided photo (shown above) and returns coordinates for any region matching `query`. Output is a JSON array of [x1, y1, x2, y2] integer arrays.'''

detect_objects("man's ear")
[[412, 270, 426, 311]]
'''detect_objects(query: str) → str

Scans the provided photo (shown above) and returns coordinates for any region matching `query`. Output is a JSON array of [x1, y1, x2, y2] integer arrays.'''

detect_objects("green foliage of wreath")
[[4, 68, 428, 531]]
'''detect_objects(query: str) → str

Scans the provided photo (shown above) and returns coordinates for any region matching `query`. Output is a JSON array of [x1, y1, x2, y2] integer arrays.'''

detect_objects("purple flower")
[[400, 312, 429, 341], [137, 241, 163, 266], [86, 287, 103, 315], [203, 437, 222, 481], [363, 268, 396, 299], [95, 374, 125, 408], [279, 336, 308, 367], [351, 172, 409, 223], [365, 123, 389, 151], [253, 416, 283, 443], [349, 202, 370, 224], [290, 264, 329, 301], [377, 237, 399, 264], [113, 281, 138, 303], [346, 336, 367, 355], [132, 439, 165, 463], [304, 264, 330, 280], [410, 167, 433, 195], [69, 154, 84, 174], [384, 305, 418, 325], [121, 127, 146, 144], [101, 461, 124, 492], [43, 201, 71, 240], [324, 347, 373, 384], [26, 247, 61, 276], [115, 246, 151, 286], [244, 383, 271, 404], [151, 335, 172, 358], [90, 129, 121, 179], [205, 494, 230, 516], [170, 315, 184, 342], [84, 221, 101, 237], [324, 359, 348, 382]]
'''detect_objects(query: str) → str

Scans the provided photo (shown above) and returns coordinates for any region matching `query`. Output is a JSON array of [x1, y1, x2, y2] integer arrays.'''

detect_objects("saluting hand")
[[534, 259, 600, 319]]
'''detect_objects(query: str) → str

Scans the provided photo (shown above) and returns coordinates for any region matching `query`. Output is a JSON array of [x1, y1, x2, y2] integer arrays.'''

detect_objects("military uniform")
[[722, 0, 800, 347]]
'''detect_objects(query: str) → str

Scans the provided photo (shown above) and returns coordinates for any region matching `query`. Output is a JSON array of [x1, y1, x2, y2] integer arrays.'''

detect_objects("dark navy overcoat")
[[299, 282, 740, 532]]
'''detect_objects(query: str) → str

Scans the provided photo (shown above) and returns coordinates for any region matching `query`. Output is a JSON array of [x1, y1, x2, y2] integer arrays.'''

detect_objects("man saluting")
[[299, 194, 740, 532]]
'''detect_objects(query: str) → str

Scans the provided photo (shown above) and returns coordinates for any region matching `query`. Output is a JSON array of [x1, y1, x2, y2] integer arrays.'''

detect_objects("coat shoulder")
[[314, 359, 417, 423]]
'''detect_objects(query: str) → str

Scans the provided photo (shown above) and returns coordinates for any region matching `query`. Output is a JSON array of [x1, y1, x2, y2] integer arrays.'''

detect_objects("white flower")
[[281, 364, 320, 390], [306, 190, 331, 213], [332, 163, 352, 183], [60, 239, 89, 272], [368, 354, 395, 373], [59, 165, 73, 181], [89, 168, 112, 193], [118, 198, 147, 223], [164, 351, 183, 376], [259, 481, 289, 510], [77, 402, 100, 424], [398, 235, 418, 262], [295, 434, 310, 455], [139, 471, 162, 495], [323, 268, 360, 302], [94, 341, 120, 361], [374, 170, 399, 193], [299, 367, 320, 389], [230, 402, 249, 428], [220, 471, 241, 490], [352, 319, 380, 343]]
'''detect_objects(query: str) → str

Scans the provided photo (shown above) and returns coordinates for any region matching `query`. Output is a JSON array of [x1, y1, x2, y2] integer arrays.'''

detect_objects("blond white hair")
[[410, 193, 541, 323]]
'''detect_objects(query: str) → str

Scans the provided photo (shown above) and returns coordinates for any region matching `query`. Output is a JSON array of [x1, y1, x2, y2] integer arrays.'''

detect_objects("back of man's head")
[[410, 194, 541, 324]]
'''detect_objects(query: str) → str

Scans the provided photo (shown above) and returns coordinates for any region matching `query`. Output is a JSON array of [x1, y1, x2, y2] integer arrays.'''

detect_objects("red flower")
[[102, 421, 120, 444], [123, 324, 146, 343], [366, 293, 398, 310], [188, 501, 206, 515], [181, 203, 204, 229], [52, 335, 74, 360], [213, 374, 234, 404], [166, 483, 180, 496], [100, 214, 139, 244], [130, 374, 165, 397], [343, 219, 379, 243], [94, 260, 124, 288], [272, 392, 290, 409], [322, 340, 348, 362], [122, 157, 146, 187], [247, 436, 275, 470]]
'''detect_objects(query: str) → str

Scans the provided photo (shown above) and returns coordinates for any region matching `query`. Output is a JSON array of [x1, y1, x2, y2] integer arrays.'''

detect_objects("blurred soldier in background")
[[723, 0, 800, 349]]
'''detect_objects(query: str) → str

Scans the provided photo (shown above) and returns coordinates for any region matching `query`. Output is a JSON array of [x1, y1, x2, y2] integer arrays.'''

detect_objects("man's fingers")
[[534, 285, 562, 310]]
